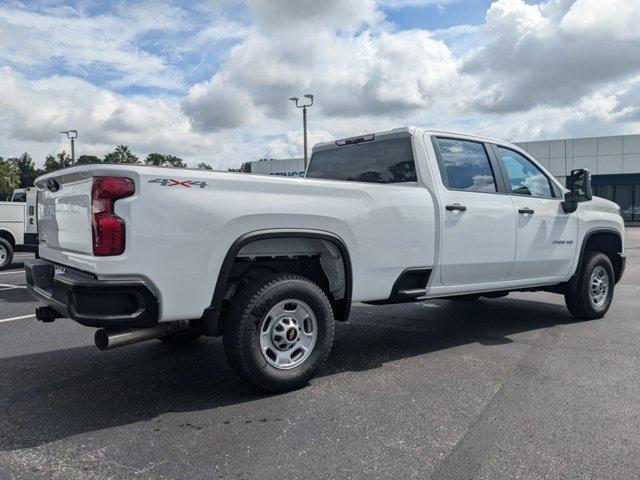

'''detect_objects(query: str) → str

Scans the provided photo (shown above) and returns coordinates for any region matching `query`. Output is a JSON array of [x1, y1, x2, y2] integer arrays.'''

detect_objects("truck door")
[[492, 145, 578, 280], [432, 137, 517, 285]]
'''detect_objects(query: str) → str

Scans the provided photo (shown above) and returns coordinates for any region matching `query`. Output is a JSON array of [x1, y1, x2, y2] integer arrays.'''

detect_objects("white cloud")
[[380, 0, 458, 8], [181, 13, 465, 131], [469, 77, 640, 142], [1, 0, 640, 171], [561, 0, 640, 41], [245, 0, 382, 31], [465, 0, 640, 113], [262, 129, 336, 159], [0, 2, 189, 90], [182, 77, 257, 131], [0, 66, 260, 169]]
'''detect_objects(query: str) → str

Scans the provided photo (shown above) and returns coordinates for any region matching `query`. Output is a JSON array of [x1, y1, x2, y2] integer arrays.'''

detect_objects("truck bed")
[[35, 164, 436, 321]]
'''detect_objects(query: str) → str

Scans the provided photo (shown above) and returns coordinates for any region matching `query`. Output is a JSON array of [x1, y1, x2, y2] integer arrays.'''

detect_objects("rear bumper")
[[25, 259, 159, 328]]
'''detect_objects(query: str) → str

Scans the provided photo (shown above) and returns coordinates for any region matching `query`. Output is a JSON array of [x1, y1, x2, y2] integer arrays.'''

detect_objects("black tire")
[[451, 294, 481, 301], [564, 251, 614, 320], [158, 329, 202, 344], [223, 273, 334, 393], [0, 238, 14, 270]]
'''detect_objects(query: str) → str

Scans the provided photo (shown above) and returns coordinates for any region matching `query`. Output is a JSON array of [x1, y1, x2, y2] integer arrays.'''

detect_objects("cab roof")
[[312, 127, 521, 153]]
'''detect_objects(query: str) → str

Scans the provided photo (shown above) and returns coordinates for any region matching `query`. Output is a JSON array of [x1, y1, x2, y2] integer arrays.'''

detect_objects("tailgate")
[[37, 172, 93, 255]]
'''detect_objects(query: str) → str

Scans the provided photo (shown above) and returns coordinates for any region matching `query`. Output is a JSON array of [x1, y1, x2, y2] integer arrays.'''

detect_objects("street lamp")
[[60, 130, 78, 164], [289, 94, 314, 169]]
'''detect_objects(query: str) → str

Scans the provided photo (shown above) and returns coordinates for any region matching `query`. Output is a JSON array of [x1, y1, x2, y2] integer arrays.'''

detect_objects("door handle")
[[518, 207, 535, 215], [446, 204, 467, 212]]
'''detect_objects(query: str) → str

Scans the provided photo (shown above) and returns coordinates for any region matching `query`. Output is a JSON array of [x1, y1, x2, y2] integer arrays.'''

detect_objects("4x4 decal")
[[148, 178, 209, 188]]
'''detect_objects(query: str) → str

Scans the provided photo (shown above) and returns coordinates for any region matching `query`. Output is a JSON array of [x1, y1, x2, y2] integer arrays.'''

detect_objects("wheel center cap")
[[286, 328, 298, 342]]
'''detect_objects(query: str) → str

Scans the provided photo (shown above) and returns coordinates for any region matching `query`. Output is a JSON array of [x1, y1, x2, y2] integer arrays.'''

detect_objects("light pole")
[[289, 94, 314, 169], [60, 130, 78, 164]]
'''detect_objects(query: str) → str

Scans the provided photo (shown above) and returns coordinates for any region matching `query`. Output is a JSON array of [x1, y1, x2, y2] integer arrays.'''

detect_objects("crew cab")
[[26, 128, 625, 392]]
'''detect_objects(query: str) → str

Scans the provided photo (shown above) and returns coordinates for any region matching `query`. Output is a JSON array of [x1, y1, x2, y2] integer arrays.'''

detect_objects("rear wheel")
[[565, 251, 614, 320], [0, 238, 14, 270], [223, 273, 334, 392]]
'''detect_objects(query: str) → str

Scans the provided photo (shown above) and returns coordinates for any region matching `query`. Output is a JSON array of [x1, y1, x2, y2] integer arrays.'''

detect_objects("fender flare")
[[568, 227, 624, 292], [200, 229, 353, 335]]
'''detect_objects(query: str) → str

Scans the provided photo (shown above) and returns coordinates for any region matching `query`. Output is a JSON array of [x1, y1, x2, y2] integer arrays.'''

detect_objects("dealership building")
[[250, 133, 640, 223], [250, 158, 306, 177]]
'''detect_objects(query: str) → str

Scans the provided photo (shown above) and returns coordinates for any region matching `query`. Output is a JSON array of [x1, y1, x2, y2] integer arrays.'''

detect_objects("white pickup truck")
[[0, 187, 38, 269], [26, 128, 625, 391]]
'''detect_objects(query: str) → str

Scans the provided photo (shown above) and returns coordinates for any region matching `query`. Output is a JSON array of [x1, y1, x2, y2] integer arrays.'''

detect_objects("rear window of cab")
[[306, 136, 417, 184]]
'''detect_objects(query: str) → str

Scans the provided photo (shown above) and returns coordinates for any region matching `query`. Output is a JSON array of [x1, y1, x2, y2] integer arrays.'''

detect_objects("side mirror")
[[562, 191, 578, 213], [562, 168, 593, 213]]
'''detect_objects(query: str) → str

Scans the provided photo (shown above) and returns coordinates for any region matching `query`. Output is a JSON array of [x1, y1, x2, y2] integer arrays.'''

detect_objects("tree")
[[44, 151, 73, 172], [144, 153, 165, 166], [0, 160, 20, 200], [104, 145, 139, 164], [9, 153, 40, 187], [163, 155, 186, 168], [227, 162, 251, 173], [144, 153, 186, 168], [197, 162, 213, 171], [76, 155, 102, 165]]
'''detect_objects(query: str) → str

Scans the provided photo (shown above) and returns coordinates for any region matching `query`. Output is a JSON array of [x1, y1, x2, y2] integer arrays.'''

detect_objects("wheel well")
[[223, 237, 348, 316], [0, 230, 16, 247], [200, 231, 353, 336], [583, 231, 623, 281]]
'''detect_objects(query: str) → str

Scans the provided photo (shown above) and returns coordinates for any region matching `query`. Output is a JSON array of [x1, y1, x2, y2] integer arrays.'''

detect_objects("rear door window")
[[306, 137, 417, 184], [434, 138, 497, 193]]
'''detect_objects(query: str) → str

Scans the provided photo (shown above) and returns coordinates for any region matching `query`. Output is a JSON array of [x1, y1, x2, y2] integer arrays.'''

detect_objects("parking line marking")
[[0, 270, 23, 275], [0, 283, 26, 289], [0, 314, 35, 323]]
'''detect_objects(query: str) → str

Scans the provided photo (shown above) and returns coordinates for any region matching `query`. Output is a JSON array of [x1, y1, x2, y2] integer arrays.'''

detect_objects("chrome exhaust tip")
[[95, 321, 191, 351]]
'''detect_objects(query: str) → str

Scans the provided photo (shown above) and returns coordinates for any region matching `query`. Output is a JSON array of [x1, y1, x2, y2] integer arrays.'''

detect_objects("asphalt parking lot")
[[1, 230, 639, 480]]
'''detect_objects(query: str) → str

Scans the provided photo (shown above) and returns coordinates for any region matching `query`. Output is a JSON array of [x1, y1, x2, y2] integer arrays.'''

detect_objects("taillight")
[[92, 177, 134, 256]]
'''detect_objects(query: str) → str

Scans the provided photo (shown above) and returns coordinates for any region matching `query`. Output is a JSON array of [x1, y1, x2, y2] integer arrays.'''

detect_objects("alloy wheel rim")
[[0, 245, 6, 262], [259, 299, 317, 370], [589, 266, 609, 307]]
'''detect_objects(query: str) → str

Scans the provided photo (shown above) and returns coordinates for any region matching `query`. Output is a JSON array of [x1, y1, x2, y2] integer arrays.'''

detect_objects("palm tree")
[[105, 146, 139, 164], [0, 161, 20, 200], [115, 145, 139, 164]]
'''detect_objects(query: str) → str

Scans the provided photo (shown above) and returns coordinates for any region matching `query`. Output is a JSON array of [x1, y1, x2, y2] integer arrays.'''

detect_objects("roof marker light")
[[335, 134, 375, 146]]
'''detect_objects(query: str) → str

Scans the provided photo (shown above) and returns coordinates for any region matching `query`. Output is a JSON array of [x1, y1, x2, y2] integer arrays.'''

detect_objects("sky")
[[0, 0, 639, 170]]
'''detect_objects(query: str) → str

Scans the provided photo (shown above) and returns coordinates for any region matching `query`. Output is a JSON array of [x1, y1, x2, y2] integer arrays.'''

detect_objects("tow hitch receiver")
[[36, 306, 63, 323]]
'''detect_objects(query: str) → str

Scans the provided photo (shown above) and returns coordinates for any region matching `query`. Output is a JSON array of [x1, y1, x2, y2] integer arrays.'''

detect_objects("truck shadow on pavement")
[[0, 296, 577, 450]]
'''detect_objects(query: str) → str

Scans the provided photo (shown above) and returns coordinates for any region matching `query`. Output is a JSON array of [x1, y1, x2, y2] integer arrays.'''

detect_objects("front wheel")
[[0, 238, 14, 270], [564, 251, 614, 320], [223, 273, 335, 392]]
